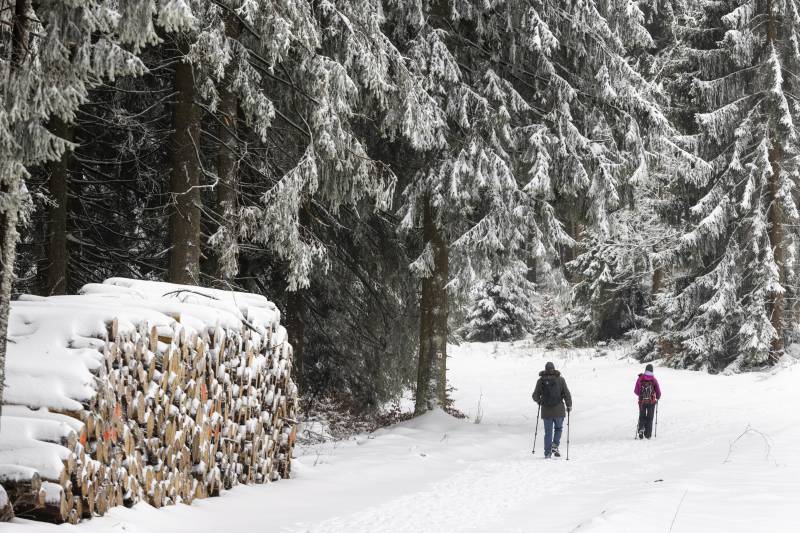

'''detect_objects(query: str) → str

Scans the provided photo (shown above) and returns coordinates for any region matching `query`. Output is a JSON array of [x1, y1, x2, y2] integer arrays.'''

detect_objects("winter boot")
[[552, 445, 561, 458], [638, 429, 645, 440]]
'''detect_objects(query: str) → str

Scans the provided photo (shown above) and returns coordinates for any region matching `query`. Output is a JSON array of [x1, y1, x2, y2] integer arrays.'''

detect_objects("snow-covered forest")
[[1, 0, 800, 529]]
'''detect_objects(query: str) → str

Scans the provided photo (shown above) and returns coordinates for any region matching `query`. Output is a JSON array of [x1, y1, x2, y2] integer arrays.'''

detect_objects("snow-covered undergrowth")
[[9, 341, 799, 532]]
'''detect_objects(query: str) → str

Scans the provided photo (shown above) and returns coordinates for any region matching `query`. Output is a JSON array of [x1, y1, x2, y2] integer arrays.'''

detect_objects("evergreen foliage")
[[566, 223, 654, 343], [461, 266, 536, 342], [3, 0, 795, 422], [643, 0, 800, 372]]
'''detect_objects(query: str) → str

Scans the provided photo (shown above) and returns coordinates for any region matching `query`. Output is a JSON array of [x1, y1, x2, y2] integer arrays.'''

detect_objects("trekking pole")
[[654, 403, 658, 438], [531, 403, 541, 454], [566, 410, 571, 461]]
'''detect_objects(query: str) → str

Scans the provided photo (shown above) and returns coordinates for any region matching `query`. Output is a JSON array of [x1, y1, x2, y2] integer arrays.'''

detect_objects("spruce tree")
[[649, 0, 800, 371], [461, 267, 536, 342]]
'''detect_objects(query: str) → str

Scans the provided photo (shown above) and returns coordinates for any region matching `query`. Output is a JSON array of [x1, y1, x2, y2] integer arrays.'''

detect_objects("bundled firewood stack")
[[0, 279, 297, 523]]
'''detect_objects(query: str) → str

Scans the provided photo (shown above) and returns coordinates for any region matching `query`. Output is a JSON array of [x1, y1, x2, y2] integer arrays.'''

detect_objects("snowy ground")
[[9, 342, 800, 532]]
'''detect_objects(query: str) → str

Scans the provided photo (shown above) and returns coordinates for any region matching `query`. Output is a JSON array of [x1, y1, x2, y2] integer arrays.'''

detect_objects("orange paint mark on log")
[[201, 383, 208, 402]]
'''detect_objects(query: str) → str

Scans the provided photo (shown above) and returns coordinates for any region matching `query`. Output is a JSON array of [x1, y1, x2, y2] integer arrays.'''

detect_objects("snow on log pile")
[[0, 279, 297, 523]]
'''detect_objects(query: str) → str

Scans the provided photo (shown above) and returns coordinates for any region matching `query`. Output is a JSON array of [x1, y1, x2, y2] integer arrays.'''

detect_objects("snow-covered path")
[[10, 343, 800, 533]]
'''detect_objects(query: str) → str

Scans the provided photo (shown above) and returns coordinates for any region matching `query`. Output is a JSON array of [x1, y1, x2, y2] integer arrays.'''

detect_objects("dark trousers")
[[638, 403, 656, 438]]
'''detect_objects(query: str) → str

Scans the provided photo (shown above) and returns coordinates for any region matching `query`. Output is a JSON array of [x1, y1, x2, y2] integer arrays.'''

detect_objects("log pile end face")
[[0, 279, 298, 523]]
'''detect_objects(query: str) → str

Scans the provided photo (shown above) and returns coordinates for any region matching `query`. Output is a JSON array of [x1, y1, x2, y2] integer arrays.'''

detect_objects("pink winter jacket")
[[634, 371, 661, 404]]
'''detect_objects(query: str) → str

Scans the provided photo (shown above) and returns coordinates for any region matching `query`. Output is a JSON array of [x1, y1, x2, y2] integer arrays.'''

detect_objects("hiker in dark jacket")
[[634, 363, 661, 439], [532, 362, 572, 458]]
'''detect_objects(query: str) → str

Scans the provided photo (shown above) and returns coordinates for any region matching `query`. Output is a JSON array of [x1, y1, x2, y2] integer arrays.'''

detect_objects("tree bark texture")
[[168, 48, 202, 285], [415, 195, 449, 413], [560, 218, 581, 282], [213, 17, 240, 284], [284, 200, 309, 381], [44, 118, 72, 295], [766, 3, 785, 362], [415, 268, 432, 415], [0, 189, 19, 426], [285, 290, 305, 385], [767, 144, 785, 360], [10, 0, 28, 66]]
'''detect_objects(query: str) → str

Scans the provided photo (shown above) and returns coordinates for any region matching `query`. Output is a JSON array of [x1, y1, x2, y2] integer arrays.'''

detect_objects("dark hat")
[[545, 361, 555, 371], [645, 363, 654, 372]]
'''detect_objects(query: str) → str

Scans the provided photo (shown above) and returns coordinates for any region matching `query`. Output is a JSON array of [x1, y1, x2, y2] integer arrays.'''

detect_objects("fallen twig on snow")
[[723, 424, 775, 465], [668, 490, 688, 532]]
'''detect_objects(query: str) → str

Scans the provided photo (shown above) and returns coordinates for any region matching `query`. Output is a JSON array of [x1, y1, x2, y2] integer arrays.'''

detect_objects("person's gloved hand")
[[566, 406, 572, 412]]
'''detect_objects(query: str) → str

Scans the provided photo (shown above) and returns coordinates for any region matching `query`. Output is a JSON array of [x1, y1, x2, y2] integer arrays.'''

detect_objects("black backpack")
[[540, 376, 561, 407], [639, 380, 655, 404]]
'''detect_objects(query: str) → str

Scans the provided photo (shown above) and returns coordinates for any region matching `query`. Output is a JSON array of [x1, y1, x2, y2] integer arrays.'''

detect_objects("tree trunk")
[[168, 47, 202, 285], [0, 189, 19, 427], [768, 144, 784, 360], [561, 218, 581, 282], [44, 118, 72, 295], [415, 195, 449, 413], [1, 0, 31, 427], [650, 254, 673, 358], [526, 256, 537, 285], [766, 2, 784, 362], [413, 0, 452, 414], [285, 199, 309, 382], [212, 17, 240, 284], [10, 0, 28, 66], [285, 290, 305, 384], [415, 269, 433, 414]]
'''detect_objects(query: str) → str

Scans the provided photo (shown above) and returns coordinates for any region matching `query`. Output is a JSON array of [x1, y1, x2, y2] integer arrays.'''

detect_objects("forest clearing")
[[2, 1, 799, 530]]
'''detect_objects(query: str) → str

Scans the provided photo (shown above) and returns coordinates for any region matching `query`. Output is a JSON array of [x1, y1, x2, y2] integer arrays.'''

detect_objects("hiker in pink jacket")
[[634, 364, 661, 439]]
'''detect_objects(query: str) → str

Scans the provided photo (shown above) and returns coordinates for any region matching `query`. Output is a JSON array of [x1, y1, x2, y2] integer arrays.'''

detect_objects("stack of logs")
[[1, 315, 297, 523]]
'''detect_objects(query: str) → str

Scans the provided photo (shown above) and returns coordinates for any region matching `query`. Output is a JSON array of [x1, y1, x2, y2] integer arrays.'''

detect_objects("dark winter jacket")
[[532, 370, 572, 418], [634, 372, 661, 405]]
